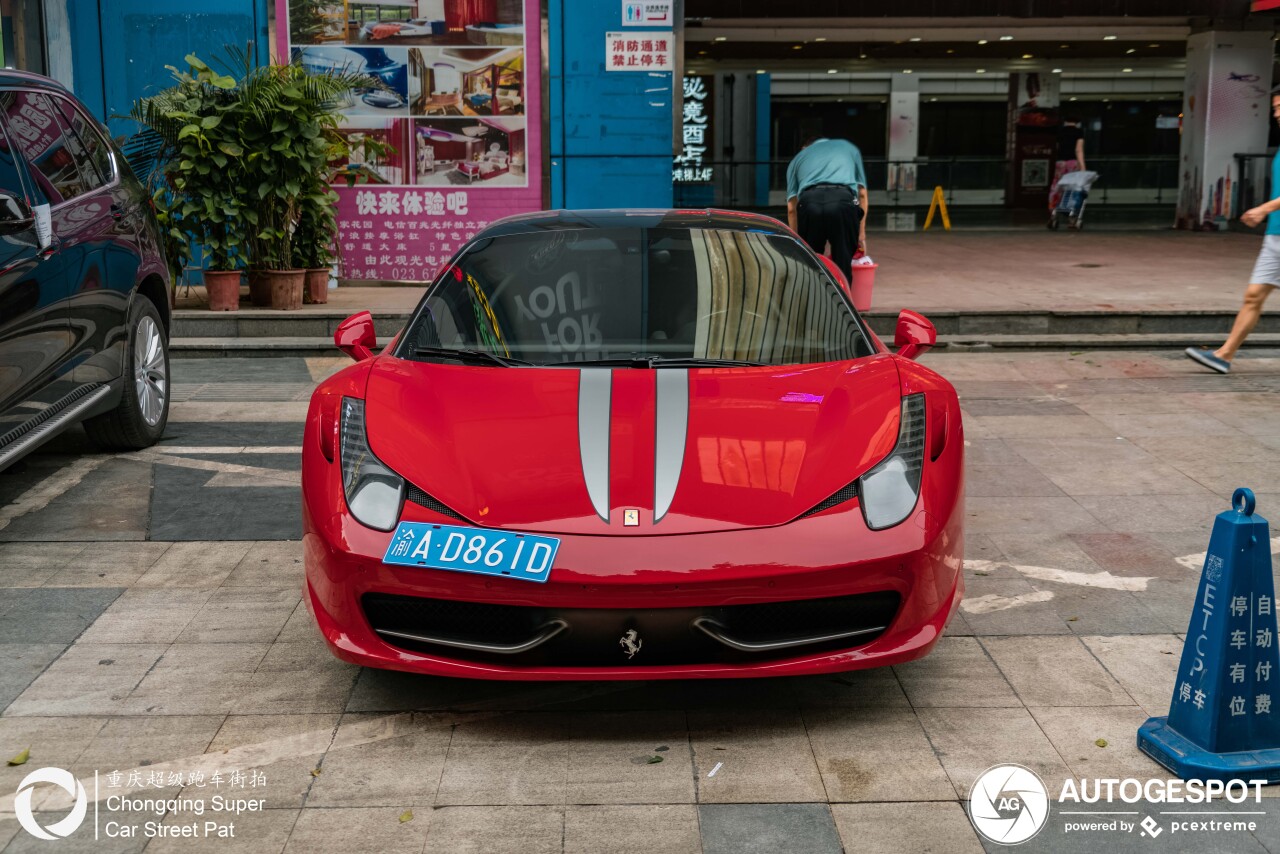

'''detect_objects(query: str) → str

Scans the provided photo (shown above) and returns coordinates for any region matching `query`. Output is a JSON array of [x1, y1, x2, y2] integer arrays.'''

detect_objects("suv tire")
[[83, 297, 170, 449]]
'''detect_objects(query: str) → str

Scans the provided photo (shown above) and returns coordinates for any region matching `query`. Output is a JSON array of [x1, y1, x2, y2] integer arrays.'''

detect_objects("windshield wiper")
[[411, 346, 534, 367], [568, 354, 769, 369]]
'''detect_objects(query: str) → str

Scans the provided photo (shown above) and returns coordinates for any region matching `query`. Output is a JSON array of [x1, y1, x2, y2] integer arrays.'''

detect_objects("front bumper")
[[302, 492, 964, 680]]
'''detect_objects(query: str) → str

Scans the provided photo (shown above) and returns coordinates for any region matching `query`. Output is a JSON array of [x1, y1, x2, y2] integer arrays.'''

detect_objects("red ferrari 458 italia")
[[302, 209, 964, 680]]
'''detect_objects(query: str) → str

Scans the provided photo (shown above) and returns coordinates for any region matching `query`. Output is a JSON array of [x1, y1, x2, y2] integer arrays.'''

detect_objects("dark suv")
[[0, 71, 170, 470]]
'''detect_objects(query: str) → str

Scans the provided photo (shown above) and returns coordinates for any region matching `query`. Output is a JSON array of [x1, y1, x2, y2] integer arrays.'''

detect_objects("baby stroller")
[[1048, 170, 1099, 230]]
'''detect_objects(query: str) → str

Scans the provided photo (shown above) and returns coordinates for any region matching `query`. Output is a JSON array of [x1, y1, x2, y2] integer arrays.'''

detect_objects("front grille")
[[361, 590, 901, 667]]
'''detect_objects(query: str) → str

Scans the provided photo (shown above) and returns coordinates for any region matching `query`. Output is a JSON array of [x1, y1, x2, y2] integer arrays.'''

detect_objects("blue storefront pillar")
[[546, 0, 676, 209]]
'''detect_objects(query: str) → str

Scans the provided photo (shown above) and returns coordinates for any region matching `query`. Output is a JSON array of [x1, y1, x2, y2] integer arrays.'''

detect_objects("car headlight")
[[859, 394, 926, 531], [339, 397, 405, 531]]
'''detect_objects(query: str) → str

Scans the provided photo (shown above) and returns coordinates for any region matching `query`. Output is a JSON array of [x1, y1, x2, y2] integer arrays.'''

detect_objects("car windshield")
[[399, 226, 873, 367]]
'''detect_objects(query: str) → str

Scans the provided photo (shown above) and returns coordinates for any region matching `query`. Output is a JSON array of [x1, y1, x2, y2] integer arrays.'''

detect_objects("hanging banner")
[[277, 0, 542, 281]]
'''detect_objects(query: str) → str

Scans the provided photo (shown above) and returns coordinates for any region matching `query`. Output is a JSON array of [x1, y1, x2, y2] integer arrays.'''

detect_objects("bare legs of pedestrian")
[[1216, 282, 1276, 362]]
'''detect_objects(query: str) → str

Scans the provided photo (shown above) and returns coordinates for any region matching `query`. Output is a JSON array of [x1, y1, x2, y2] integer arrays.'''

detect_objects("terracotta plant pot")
[[204, 270, 242, 311], [304, 268, 330, 304], [266, 269, 305, 311], [247, 269, 272, 307]]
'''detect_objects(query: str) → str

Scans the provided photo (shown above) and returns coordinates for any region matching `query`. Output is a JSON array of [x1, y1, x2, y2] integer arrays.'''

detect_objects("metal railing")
[[674, 155, 1179, 208]]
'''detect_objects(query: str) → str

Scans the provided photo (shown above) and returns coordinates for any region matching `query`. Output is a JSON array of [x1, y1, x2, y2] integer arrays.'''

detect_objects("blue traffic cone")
[[1138, 488, 1280, 783]]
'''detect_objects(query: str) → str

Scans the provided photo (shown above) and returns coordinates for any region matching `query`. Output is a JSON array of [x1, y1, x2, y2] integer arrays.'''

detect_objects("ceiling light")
[[1126, 48, 1135, 54], [1060, 44, 1070, 48], [976, 68, 986, 73], [903, 69, 913, 73], [697, 50, 707, 55], [792, 44, 802, 50], [714, 36, 727, 42], [930, 97, 938, 101], [756, 69, 766, 74], [909, 37, 921, 42], [859, 53, 867, 59], [1122, 68, 1133, 72], [827, 69, 837, 74], [977, 39, 988, 45], [1052, 68, 1063, 73], [1069, 96, 1078, 101], [815, 37, 827, 42], [1149, 43, 1160, 48], [1022, 53, 1033, 59], [946, 48, 955, 54], [1103, 35, 1117, 40], [999, 35, 1013, 41]]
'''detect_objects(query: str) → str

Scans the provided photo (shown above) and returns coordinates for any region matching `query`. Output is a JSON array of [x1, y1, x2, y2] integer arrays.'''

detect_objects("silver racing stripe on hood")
[[653, 369, 689, 523], [578, 368, 612, 522]]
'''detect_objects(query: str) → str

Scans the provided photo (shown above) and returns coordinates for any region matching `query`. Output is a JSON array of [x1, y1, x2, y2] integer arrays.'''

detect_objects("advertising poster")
[[277, 0, 541, 280]]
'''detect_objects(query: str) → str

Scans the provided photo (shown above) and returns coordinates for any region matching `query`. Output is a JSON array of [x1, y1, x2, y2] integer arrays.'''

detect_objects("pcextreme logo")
[[14, 767, 87, 840], [968, 764, 1051, 845]]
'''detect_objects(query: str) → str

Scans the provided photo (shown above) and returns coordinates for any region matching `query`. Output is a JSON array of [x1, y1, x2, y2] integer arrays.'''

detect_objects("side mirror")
[[894, 309, 937, 360], [335, 310, 377, 361], [817, 254, 851, 296], [0, 191, 34, 235]]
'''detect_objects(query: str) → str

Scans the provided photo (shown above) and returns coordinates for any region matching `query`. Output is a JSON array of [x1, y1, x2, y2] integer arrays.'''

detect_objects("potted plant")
[[294, 185, 337, 303], [131, 55, 248, 310]]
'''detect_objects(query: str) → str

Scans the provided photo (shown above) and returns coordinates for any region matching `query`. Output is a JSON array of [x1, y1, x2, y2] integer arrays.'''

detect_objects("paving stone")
[[1077, 635, 1184, 717], [831, 802, 984, 854], [0, 715, 107, 796], [144, 807, 298, 854], [134, 541, 253, 588], [284, 807, 429, 854], [0, 817, 17, 851], [1030, 706, 1160, 780], [687, 710, 825, 804], [435, 712, 569, 806], [2, 816, 145, 853], [1046, 587, 1182, 636], [788, 667, 912, 709], [0, 587, 123, 644], [76, 588, 213, 644], [805, 707, 954, 802], [0, 459, 152, 543], [564, 711, 694, 805], [223, 541, 306, 587], [916, 706, 1074, 799], [75, 715, 224, 771], [175, 588, 300, 644], [190, 713, 340, 810], [965, 465, 1066, 498], [4, 643, 167, 717], [961, 438, 1030, 467], [42, 542, 172, 587], [307, 712, 452, 808], [0, 542, 89, 587], [1088, 410, 1242, 438], [894, 636, 1022, 708], [698, 803, 842, 854], [167, 402, 310, 423], [159, 420, 304, 448], [964, 497, 1104, 535], [172, 358, 316, 385], [1072, 492, 1228, 535], [959, 591, 1071, 636], [149, 465, 301, 542], [980, 636, 1134, 707], [424, 805, 565, 854], [565, 804, 700, 854], [970, 415, 1116, 440]]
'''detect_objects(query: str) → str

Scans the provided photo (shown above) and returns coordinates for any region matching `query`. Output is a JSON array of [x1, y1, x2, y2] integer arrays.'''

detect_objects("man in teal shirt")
[[785, 137, 869, 278], [1186, 88, 1280, 373]]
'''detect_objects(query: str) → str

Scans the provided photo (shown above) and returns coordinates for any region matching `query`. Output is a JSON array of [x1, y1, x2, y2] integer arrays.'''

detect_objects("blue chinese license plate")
[[382, 522, 560, 583]]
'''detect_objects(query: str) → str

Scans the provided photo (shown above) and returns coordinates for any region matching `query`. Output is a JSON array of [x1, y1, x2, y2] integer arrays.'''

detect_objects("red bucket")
[[848, 263, 877, 312]]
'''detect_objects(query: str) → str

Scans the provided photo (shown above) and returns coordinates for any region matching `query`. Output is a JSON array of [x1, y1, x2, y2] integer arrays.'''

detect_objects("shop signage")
[[674, 75, 712, 183], [605, 32, 673, 71], [277, 0, 542, 282], [622, 1, 673, 26]]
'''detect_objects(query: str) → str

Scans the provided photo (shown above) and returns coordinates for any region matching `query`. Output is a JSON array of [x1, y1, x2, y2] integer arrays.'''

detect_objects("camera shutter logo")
[[14, 767, 87, 841], [968, 764, 1050, 845]]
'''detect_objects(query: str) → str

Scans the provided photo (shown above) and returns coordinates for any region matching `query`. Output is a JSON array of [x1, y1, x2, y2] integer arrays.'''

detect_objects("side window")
[[0, 118, 28, 200], [0, 91, 91, 205], [51, 95, 114, 187]]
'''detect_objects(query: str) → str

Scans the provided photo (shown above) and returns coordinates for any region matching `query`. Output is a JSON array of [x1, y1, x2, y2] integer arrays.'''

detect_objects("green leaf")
[[218, 142, 244, 157], [398, 810, 413, 824], [209, 73, 237, 90], [185, 54, 210, 72], [178, 124, 200, 139], [200, 115, 222, 129], [646, 755, 664, 764], [7, 747, 30, 766], [1095, 738, 1108, 748]]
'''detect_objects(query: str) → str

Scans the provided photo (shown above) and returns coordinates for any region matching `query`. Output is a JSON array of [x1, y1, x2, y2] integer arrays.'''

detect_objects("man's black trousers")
[[797, 184, 863, 278]]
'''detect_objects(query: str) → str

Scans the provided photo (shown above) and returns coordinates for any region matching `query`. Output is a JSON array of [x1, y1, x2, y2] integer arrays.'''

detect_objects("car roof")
[[479, 208, 793, 239], [0, 69, 72, 95]]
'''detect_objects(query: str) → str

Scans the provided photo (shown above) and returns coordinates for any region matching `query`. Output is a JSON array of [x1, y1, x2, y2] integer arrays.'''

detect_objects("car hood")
[[365, 355, 903, 535]]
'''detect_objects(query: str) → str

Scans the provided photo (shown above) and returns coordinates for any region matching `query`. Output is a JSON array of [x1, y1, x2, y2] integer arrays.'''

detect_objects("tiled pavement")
[[0, 352, 1278, 853]]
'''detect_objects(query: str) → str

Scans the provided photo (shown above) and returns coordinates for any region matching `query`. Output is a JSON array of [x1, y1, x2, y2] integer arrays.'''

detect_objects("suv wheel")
[[83, 298, 170, 449]]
